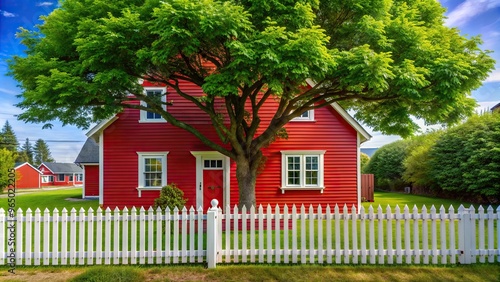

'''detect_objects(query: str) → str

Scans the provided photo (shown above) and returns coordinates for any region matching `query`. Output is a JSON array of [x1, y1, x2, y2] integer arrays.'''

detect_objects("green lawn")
[[1, 188, 99, 211], [364, 190, 491, 212], [1, 264, 500, 282]]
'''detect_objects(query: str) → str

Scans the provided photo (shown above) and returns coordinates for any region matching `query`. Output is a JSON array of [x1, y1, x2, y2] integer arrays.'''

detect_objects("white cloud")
[[446, 0, 500, 27], [485, 70, 500, 82], [0, 10, 16, 17], [0, 87, 19, 96], [36, 2, 54, 7]]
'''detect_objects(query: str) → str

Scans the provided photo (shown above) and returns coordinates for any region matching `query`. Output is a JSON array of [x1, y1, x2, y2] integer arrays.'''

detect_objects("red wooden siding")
[[15, 164, 41, 189], [83, 165, 99, 197], [101, 81, 360, 209], [229, 105, 359, 208]]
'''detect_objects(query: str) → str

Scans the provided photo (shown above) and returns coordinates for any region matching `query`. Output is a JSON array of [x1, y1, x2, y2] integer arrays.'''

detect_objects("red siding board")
[[102, 85, 360, 209], [83, 165, 99, 197], [15, 164, 40, 189]]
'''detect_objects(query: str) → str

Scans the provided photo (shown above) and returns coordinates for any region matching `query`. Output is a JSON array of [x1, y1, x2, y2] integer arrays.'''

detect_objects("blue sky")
[[1, 0, 499, 162]]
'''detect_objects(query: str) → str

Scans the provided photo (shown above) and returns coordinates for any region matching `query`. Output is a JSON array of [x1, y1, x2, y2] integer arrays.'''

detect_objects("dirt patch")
[[0, 269, 84, 282]]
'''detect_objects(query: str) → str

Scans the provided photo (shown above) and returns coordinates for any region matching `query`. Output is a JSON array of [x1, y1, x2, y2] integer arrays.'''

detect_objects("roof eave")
[[86, 116, 119, 142]]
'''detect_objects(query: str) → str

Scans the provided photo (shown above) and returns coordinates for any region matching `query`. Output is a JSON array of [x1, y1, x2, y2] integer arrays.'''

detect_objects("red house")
[[86, 80, 371, 210], [75, 138, 100, 198], [39, 162, 84, 187], [14, 162, 42, 189]]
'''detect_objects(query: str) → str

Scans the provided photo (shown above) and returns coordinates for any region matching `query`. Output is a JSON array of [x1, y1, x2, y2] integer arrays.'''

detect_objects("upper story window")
[[292, 110, 314, 121], [140, 87, 167, 122]]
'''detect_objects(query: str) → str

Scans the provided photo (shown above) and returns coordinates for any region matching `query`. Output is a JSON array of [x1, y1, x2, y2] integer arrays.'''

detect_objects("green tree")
[[8, 0, 494, 207], [18, 138, 34, 164], [360, 152, 370, 173], [0, 148, 17, 190], [429, 113, 500, 203], [364, 140, 411, 190], [33, 139, 54, 166], [0, 121, 19, 152], [402, 130, 443, 190]]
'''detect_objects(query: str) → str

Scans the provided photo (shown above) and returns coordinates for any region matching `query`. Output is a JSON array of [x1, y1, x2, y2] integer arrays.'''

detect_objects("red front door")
[[203, 169, 224, 211]]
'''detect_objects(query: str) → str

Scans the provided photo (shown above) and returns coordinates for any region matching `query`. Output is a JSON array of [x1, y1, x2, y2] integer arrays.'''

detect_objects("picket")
[[34, 209, 40, 266], [2, 203, 499, 267], [87, 207, 94, 265], [25, 208, 32, 265], [52, 208, 59, 265]]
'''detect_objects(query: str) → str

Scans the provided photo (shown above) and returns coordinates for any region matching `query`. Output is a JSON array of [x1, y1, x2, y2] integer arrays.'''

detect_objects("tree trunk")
[[235, 154, 261, 209]]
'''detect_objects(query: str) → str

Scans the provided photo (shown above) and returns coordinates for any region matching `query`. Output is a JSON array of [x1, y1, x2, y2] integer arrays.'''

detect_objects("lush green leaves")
[[429, 113, 500, 202], [364, 139, 411, 190], [153, 183, 188, 211], [0, 149, 17, 190]]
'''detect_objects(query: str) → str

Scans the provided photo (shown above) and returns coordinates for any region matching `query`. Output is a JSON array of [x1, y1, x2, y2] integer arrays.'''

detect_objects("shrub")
[[364, 140, 411, 190], [402, 130, 443, 190], [360, 152, 370, 173], [153, 183, 188, 211], [429, 113, 500, 204]]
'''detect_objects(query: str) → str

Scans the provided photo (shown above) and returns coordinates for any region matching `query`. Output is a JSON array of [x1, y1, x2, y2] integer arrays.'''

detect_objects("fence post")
[[207, 199, 219, 269], [458, 206, 472, 264]]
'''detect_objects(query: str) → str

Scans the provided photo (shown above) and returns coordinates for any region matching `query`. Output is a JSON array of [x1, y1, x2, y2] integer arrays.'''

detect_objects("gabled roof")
[[86, 81, 371, 142], [492, 102, 500, 112], [39, 162, 83, 174], [75, 138, 99, 164], [14, 162, 42, 174]]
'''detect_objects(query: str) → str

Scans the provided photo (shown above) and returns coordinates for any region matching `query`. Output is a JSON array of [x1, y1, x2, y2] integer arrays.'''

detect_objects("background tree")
[[364, 140, 411, 191], [360, 152, 370, 173], [429, 113, 500, 204], [18, 138, 34, 164], [8, 0, 495, 207], [0, 148, 17, 190], [33, 139, 54, 166], [0, 121, 19, 152], [402, 130, 443, 192]]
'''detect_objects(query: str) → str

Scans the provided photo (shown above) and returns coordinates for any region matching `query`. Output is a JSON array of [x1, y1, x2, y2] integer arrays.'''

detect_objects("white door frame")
[[191, 151, 230, 211]]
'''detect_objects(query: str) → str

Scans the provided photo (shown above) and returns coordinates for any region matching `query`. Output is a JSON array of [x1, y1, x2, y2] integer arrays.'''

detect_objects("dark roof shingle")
[[41, 162, 83, 173], [74, 138, 99, 164]]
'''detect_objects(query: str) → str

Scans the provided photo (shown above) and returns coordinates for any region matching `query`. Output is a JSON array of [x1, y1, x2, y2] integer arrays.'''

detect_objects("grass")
[[364, 190, 492, 212], [1, 188, 99, 211], [1, 264, 500, 282]]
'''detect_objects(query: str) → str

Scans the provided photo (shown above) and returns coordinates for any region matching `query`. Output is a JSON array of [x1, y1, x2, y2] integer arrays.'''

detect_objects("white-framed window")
[[139, 87, 167, 122], [42, 175, 53, 183], [292, 110, 314, 121], [57, 174, 65, 182], [76, 174, 83, 181], [280, 150, 325, 193], [68, 175, 74, 181], [136, 152, 169, 196]]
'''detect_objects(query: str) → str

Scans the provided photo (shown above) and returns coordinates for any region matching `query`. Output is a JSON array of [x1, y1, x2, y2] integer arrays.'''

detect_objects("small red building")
[[39, 162, 83, 187], [86, 80, 371, 210], [75, 138, 100, 198], [14, 162, 42, 189]]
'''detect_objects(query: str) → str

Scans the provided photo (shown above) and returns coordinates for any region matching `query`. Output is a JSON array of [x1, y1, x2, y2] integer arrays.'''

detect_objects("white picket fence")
[[1, 202, 499, 268]]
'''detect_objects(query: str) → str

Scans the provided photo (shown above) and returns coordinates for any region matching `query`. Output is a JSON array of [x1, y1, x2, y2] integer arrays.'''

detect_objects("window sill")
[[280, 187, 324, 194], [138, 119, 167, 123], [136, 186, 162, 197], [290, 119, 316, 122]]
